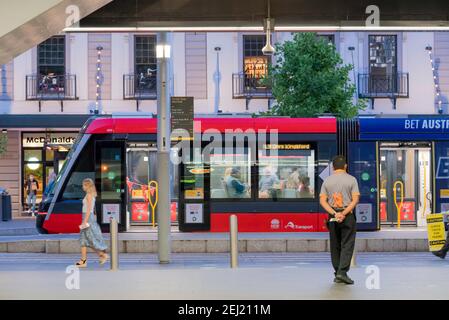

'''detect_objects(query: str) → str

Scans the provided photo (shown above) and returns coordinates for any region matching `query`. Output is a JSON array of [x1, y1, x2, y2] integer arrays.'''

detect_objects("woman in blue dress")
[[75, 178, 108, 268]]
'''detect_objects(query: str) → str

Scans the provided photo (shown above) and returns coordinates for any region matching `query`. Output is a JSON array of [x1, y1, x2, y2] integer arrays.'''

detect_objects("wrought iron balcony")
[[358, 72, 409, 108], [123, 73, 157, 100], [232, 73, 273, 99], [26, 74, 78, 111], [26, 74, 77, 100]]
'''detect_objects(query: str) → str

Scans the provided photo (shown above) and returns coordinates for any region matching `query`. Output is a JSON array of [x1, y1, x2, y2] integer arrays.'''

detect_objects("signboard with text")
[[426, 214, 446, 252], [22, 132, 78, 148], [171, 96, 194, 144]]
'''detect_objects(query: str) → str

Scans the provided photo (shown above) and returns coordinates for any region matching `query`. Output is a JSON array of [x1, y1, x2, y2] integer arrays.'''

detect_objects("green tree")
[[263, 32, 366, 118]]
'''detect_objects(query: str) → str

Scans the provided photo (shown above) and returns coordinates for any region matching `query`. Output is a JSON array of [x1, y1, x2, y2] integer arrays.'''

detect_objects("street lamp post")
[[156, 32, 171, 264], [213, 46, 221, 114]]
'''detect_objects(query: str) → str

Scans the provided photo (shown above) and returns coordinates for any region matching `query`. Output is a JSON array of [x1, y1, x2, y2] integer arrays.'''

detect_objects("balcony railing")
[[232, 73, 273, 99], [358, 72, 409, 99], [123, 73, 157, 101], [26, 74, 77, 101]]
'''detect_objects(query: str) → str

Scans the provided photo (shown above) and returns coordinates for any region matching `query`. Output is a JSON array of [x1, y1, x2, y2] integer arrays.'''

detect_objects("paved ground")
[[0, 252, 447, 299], [0, 228, 429, 242], [0, 218, 37, 236]]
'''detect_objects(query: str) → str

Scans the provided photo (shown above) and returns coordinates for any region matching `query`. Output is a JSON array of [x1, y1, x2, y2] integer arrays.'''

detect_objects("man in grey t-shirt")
[[320, 155, 360, 285]]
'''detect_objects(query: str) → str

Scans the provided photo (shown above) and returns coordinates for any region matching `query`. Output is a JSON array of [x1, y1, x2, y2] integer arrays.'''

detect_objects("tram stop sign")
[[170, 96, 194, 145], [426, 214, 447, 252]]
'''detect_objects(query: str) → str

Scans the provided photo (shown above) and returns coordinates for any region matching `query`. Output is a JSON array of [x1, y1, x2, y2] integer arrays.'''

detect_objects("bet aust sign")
[[403, 119, 449, 130], [359, 118, 449, 140]]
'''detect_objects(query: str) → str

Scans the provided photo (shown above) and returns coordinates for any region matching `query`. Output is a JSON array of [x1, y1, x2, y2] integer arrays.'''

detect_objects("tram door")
[[126, 144, 179, 230], [95, 140, 126, 232], [348, 141, 379, 231], [379, 143, 432, 227], [126, 145, 158, 228]]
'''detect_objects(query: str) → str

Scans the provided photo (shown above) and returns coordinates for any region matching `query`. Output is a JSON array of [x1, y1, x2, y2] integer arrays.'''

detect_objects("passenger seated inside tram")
[[298, 176, 313, 198], [285, 168, 300, 190], [225, 167, 249, 198], [259, 166, 280, 198]]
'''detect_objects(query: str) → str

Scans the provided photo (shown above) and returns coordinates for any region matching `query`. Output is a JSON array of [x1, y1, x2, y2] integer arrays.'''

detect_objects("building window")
[[243, 35, 269, 80], [369, 35, 397, 75], [134, 35, 157, 93], [36, 35, 66, 96], [37, 36, 65, 76], [318, 34, 335, 46]]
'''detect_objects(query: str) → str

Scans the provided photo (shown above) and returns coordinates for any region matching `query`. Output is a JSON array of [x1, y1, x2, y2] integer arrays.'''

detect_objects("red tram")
[[36, 115, 337, 233]]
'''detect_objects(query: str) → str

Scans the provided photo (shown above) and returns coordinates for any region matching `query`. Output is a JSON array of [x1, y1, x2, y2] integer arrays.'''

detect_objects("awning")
[[0, 114, 97, 129]]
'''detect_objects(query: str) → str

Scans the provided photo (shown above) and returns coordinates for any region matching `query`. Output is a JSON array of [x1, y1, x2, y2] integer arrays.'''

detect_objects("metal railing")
[[26, 74, 77, 100], [123, 73, 157, 100], [358, 72, 409, 99], [232, 73, 273, 99]]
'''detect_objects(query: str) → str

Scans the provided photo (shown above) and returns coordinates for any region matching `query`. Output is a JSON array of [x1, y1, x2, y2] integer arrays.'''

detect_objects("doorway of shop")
[[379, 142, 432, 228]]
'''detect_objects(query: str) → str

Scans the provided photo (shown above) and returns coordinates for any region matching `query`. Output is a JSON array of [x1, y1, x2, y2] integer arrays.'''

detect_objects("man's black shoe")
[[336, 274, 354, 285], [333, 277, 343, 283], [432, 251, 447, 259]]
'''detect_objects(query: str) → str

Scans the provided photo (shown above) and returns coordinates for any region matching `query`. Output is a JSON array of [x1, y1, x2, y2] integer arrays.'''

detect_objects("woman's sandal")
[[99, 253, 109, 265], [75, 259, 87, 268]]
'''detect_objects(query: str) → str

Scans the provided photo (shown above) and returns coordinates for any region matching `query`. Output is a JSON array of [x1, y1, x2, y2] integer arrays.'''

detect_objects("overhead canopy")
[[0, 114, 95, 129], [0, 0, 112, 65], [78, 0, 449, 29]]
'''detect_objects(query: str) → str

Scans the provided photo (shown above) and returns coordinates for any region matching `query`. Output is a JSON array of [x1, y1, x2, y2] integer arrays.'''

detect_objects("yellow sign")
[[132, 190, 144, 199], [426, 214, 447, 252], [185, 188, 204, 199], [440, 189, 449, 198], [263, 144, 311, 150]]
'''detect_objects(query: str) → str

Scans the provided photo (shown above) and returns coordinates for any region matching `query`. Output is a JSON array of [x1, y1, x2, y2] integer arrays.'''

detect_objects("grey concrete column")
[[156, 32, 171, 264]]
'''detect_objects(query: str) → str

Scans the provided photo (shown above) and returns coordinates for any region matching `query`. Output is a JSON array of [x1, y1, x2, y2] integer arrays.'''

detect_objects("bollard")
[[110, 216, 119, 271], [350, 242, 357, 268], [230, 215, 238, 268]]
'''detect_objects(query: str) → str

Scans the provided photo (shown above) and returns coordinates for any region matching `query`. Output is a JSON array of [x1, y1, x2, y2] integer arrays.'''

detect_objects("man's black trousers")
[[328, 213, 357, 275]]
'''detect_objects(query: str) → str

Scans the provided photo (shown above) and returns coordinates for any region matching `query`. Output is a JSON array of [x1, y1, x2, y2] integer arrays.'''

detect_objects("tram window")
[[182, 162, 205, 200], [127, 150, 150, 200], [61, 139, 94, 200], [258, 145, 315, 199], [210, 152, 251, 199], [100, 148, 122, 200]]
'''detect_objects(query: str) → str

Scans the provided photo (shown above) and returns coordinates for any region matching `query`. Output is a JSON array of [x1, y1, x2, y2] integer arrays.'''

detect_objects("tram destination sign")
[[171, 97, 194, 144]]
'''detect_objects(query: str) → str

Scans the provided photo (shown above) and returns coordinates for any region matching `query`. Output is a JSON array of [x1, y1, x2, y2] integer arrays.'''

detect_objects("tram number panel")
[[102, 203, 121, 224], [185, 203, 204, 223]]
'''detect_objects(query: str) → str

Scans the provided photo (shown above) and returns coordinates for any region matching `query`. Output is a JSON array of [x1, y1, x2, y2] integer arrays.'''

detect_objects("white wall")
[[111, 33, 129, 101], [69, 33, 88, 100], [0, 31, 443, 116], [172, 32, 186, 97]]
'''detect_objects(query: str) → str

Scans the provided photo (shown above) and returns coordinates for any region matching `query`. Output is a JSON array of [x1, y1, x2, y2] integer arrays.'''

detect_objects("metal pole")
[[110, 217, 119, 271], [157, 32, 171, 264], [350, 240, 357, 268], [230, 215, 238, 268]]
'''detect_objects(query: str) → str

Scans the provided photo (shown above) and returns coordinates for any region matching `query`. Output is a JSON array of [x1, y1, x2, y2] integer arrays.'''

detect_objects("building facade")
[[0, 30, 448, 217]]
